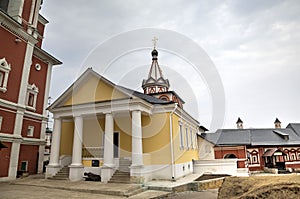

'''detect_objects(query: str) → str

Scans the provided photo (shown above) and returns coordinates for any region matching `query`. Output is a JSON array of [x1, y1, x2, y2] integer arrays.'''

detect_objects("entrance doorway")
[[113, 132, 119, 158]]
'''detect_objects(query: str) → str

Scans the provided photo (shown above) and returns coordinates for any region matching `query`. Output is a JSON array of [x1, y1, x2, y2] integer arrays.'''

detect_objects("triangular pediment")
[[49, 68, 131, 109]]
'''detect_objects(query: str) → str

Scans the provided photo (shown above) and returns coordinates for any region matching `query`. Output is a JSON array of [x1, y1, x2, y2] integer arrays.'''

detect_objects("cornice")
[[0, 98, 47, 120], [51, 98, 153, 118], [0, 133, 46, 145], [33, 46, 62, 65], [0, 12, 38, 44]]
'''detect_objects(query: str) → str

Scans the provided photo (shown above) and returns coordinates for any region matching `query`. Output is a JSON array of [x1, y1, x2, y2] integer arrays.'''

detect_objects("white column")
[[131, 110, 143, 166], [48, 117, 61, 166], [69, 115, 84, 181], [103, 113, 114, 167], [101, 113, 115, 183], [46, 117, 62, 178], [71, 116, 83, 166]]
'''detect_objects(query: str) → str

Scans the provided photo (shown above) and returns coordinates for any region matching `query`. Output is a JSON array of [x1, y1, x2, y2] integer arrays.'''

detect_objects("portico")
[[46, 94, 151, 182]]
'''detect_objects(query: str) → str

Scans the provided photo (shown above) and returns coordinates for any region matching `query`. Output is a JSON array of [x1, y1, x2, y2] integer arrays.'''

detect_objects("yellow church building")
[[46, 47, 205, 183]]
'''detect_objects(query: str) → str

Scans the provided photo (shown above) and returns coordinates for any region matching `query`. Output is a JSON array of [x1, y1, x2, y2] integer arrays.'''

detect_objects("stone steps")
[[109, 171, 131, 183], [118, 158, 131, 172], [49, 166, 69, 180], [109, 158, 132, 183]]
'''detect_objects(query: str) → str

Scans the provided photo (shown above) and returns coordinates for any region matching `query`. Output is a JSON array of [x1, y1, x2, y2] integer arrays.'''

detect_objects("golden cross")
[[152, 37, 158, 49]]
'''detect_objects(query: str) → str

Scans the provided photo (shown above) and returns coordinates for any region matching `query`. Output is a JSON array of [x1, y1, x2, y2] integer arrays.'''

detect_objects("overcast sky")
[[40, 0, 300, 131]]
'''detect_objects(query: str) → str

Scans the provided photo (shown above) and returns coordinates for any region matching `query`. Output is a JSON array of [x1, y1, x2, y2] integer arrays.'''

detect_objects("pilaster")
[[7, 141, 21, 179], [37, 120, 47, 173]]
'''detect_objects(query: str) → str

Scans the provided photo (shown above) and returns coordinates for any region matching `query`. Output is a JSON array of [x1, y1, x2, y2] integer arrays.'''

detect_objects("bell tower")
[[142, 38, 184, 108], [142, 37, 170, 94]]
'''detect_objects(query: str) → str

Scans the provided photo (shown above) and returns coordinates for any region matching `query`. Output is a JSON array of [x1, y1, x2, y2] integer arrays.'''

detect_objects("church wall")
[[18, 144, 39, 175], [142, 113, 171, 165], [0, 142, 11, 177], [59, 120, 74, 156], [0, 27, 26, 103], [82, 117, 104, 147], [0, 108, 16, 134], [172, 114, 199, 164], [28, 56, 48, 115]]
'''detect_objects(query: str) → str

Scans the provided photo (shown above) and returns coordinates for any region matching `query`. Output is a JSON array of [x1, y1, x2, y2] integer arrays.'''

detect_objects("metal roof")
[[117, 86, 173, 105], [204, 124, 300, 146]]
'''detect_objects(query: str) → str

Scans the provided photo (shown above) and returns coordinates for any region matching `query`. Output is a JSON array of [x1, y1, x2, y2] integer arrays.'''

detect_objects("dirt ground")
[[219, 174, 300, 199]]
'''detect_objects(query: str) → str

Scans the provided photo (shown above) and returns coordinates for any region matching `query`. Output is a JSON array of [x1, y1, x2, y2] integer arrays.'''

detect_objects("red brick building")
[[0, 0, 61, 180], [203, 118, 300, 173]]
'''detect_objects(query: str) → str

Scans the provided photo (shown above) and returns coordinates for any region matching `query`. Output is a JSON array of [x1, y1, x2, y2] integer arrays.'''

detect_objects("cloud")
[[41, 0, 300, 130]]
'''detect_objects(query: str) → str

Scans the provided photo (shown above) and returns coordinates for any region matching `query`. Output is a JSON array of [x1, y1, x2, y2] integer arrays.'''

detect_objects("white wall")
[[198, 136, 215, 160], [193, 159, 239, 176]]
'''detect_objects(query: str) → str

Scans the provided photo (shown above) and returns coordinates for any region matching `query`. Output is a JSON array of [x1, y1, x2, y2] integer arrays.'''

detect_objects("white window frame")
[[26, 84, 39, 111], [0, 58, 11, 93], [0, 116, 2, 131], [194, 129, 198, 149], [0, 72, 4, 86], [285, 154, 289, 161], [179, 123, 184, 149], [27, 126, 34, 137], [185, 127, 189, 150]]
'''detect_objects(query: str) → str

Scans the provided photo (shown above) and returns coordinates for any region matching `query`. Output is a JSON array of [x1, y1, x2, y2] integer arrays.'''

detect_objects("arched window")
[[224, 154, 237, 159], [159, 95, 169, 101]]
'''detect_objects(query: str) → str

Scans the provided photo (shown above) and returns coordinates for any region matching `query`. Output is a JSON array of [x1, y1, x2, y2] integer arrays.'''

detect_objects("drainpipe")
[[169, 103, 178, 181]]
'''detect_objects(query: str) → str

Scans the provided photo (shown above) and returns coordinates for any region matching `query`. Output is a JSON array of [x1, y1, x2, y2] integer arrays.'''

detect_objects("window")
[[20, 161, 28, 171], [0, 58, 11, 93], [179, 123, 184, 149], [252, 156, 257, 163], [0, 116, 2, 131], [28, 93, 35, 106], [27, 126, 34, 137], [26, 84, 38, 110], [0, 71, 4, 86], [290, 153, 296, 161], [185, 127, 189, 149], [285, 155, 289, 161]]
